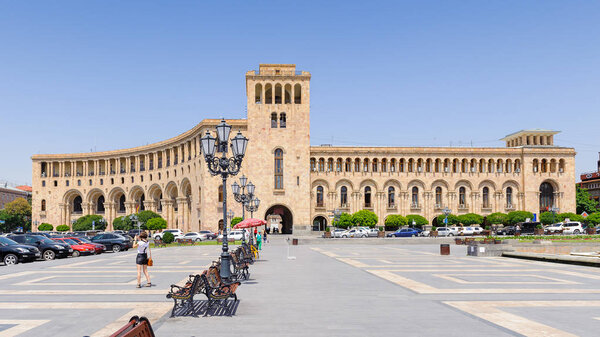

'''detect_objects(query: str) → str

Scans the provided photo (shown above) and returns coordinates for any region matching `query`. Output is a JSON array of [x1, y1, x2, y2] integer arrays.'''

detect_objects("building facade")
[[0, 185, 30, 210], [577, 153, 600, 204], [31, 64, 577, 233]]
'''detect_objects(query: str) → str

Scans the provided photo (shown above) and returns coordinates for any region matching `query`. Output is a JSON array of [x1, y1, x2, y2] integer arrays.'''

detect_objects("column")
[[143, 200, 154, 213], [161, 199, 172, 227], [176, 197, 187, 230]]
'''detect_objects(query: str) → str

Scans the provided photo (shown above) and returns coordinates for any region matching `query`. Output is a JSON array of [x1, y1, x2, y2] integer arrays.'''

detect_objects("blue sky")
[[1, 0, 599, 185]]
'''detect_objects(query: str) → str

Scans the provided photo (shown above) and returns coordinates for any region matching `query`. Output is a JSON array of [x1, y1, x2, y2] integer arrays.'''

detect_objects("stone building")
[[0, 184, 30, 210], [578, 152, 600, 205], [31, 64, 576, 233]]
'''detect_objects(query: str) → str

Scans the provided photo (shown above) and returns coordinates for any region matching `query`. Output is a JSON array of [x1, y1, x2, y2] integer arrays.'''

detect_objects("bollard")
[[440, 244, 450, 255], [292, 238, 298, 245]]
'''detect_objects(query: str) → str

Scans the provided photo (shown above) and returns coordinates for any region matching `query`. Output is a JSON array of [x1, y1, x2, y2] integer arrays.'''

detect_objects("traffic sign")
[[582, 212, 589, 218]]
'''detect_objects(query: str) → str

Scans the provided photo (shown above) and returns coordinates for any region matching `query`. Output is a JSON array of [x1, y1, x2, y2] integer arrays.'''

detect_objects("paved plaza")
[[1, 238, 600, 336]]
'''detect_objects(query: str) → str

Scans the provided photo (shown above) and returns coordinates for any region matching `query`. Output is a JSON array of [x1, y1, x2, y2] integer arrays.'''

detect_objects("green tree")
[[0, 198, 32, 232], [576, 186, 599, 214], [506, 211, 534, 225], [56, 225, 70, 232], [539, 211, 557, 225], [162, 231, 175, 244], [230, 217, 243, 227], [4, 198, 31, 217], [136, 210, 162, 226], [73, 215, 106, 231], [586, 212, 600, 226], [458, 213, 483, 226], [406, 214, 428, 228], [113, 216, 134, 230], [487, 212, 507, 225], [557, 212, 584, 222], [38, 223, 53, 231], [146, 217, 167, 232], [384, 214, 407, 231], [333, 213, 353, 229], [351, 210, 378, 228], [436, 214, 460, 226]]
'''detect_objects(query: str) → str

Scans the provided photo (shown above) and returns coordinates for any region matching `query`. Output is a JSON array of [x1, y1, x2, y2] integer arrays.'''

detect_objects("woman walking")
[[256, 231, 262, 250], [133, 232, 152, 288]]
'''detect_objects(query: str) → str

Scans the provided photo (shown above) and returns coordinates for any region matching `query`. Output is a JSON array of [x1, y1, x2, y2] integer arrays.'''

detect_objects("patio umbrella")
[[233, 218, 267, 229]]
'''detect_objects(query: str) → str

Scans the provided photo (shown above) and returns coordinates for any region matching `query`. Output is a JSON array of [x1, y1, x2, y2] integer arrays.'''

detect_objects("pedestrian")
[[133, 232, 152, 288], [256, 231, 262, 250], [515, 224, 521, 236], [263, 229, 268, 243]]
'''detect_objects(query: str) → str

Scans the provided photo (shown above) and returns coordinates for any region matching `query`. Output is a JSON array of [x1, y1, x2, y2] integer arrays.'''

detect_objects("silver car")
[[331, 229, 346, 238], [341, 228, 368, 238], [183, 232, 207, 242]]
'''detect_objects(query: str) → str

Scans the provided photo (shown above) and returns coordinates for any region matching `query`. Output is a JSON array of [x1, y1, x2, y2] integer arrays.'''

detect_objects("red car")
[[52, 238, 94, 257], [68, 237, 105, 254]]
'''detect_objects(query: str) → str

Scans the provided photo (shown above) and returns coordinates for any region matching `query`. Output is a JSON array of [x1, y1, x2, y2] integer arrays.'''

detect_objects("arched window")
[[559, 159, 565, 173], [514, 159, 521, 172], [274, 83, 282, 104], [488, 159, 494, 173], [318, 158, 325, 172], [284, 84, 292, 104], [497, 159, 503, 173], [408, 159, 414, 172], [399, 159, 405, 172], [426, 159, 432, 172], [218, 185, 223, 202], [271, 113, 278, 128], [381, 159, 387, 172], [459, 187, 466, 206], [255, 83, 262, 103], [97, 196, 105, 213], [435, 159, 441, 173], [364, 186, 372, 207], [340, 186, 348, 206], [470, 159, 477, 172], [550, 159, 557, 173], [411, 187, 419, 207], [479, 159, 485, 173], [73, 196, 82, 214], [506, 187, 513, 207], [327, 158, 334, 172], [265, 83, 273, 104], [417, 158, 423, 172], [462, 159, 468, 173], [274, 149, 284, 189], [506, 159, 512, 173], [354, 158, 360, 172], [443, 159, 450, 173], [345, 158, 352, 172], [533, 159, 539, 173], [41, 199, 46, 212], [119, 194, 126, 212], [372, 159, 378, 172], [279, 112, 286, 128], [294, 84, 301, 104], [310, 158, 316, 171], [316, 186, 324, 207], [336, 158, 342, 172], [363, 159, 369, 172], [390, 159, 396, 172], [482, 187, 490, 208], [452, 159, 458, 173], [388, 186, 395, 207], [541, 159, 548, 173], [539, 182, 554, 212], [435, 187, 442, 206]]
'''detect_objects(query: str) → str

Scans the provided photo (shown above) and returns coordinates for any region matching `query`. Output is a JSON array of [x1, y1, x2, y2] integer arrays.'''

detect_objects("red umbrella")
[[233, 218, 267, 229]]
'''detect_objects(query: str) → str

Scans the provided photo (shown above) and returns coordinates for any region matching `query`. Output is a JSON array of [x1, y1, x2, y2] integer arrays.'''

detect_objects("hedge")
[[38, 223, 53, 231]]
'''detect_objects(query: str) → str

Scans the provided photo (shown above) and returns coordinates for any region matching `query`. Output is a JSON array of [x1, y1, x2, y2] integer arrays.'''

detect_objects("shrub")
[[458, 213, 483, 226], [539, 211, 557, 225], [38, 223, 53, 231], [56, 225, 70, 232], [406, 214, 428, 228], [136, 210, 161, 226], [487, 212, 508, 225], [506, 211, 534, 225], [436, 214, 459, 226], [162, 231, 175, 244], [557, 212, 584, 222], [230, 217, 243, 227], [73, 215, 106, 231], [333, 213, 353, 229], [384, 214, 407, 231], [351, 210, 378, 228], [325, 227, 330, 232], [113, 216, 134, 230], [587, 212, 600, 226], [146, 218, 167, 231]]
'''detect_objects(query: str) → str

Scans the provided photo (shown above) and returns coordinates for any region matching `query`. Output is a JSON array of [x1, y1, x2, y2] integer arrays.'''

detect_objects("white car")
[[435, 227, 453, 237], [154, 229, 184, 241], [448, 227, 462, 236], [545, 223, 563, 234], [331, 229, 346, 238], [472, 226, 484, 235], [183, 232, 207, 242], [341, 228, 368, 238], [460, 227, 476, 236], [217, 230, 246, 241], [562, 222, 584, 235]]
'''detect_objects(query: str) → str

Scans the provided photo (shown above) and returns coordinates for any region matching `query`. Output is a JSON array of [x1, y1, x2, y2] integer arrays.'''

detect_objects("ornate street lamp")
[[551, 207, 560, 224], [201, 119, 248, 281], [232, 175, 255, 220], [128, 214, 140, 233], [442, 207, 451, 227], [245, 197, 260, 219]]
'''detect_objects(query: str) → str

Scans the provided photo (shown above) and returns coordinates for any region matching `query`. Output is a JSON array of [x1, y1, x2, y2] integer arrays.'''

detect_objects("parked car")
[[183, 232, 207, 242], [91, 233, 131, 252], [341, 228, 369, 238], [0, 236, 40, 265], [515, 222, 540, 235], [434, 227, 453, 237], [7, 234, 71, 260], [154, 229, 184, 241], [562, 222, 584, 235], [498, 226, 515, 235], [128, 229, 144, 238], [460, 227, 476, 236], [68, 236, 105, 254], [199, 230, 217, 240], [387, 228, 420, 237], [366, 228, 379, 237], [331, 229, 346, 238], [52, 238, 95, 257], [472, 226, 484, 235], [217, 230, 246, 241]]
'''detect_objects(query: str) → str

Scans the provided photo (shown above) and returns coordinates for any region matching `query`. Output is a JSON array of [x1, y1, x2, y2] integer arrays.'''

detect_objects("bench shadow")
[[173, 299, 240, 317]]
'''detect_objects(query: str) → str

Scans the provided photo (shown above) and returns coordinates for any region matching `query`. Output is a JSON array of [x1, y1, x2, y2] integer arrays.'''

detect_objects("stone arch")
[[501, 180, 520, 192], [478, 180, 497, 191], [311, 179, 330, 190], [454, 179, 474, 191], [86, 188, 104, 204], [63, 189, 84, 204], [147, 183, 163, 212], [86, 188, 106, 214], [312, 215, 328, 231], [383, 179, 402, 190], [541, 178, 560, 191], [180, 178, 192, 196], [335, 179, 355, 192], [265, 203, 295, 234], [406, 179, 426, 190], [359, 179, 378, 191], [165, 181, 179, 199], [429, 179, 450, 191]]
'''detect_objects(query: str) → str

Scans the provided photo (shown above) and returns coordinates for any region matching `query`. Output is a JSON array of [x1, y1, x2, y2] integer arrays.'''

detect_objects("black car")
[[7, 234, 72, 260], [199, 230, 217, 240], [128, 229, 144, 237], [516, 222, 540, 235], [498, 226, 515, 235], [91, 233, 131, 252], [0, 236, 41, 265]]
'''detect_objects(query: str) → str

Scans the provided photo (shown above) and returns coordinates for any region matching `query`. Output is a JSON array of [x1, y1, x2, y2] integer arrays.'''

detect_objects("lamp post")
[[443, 207, 452, 227], [551, 207, 560, 224], [227, 209, 234, 227], [232, 176, 255, 220], [245, 197, 260, 219], [201, 119, 248, 281], [129, 214, 140, 233], [33, 220, 39, 232]]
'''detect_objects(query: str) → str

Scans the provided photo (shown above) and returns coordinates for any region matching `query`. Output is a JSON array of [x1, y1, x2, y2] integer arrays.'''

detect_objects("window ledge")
[[273, 189, 285, 195]]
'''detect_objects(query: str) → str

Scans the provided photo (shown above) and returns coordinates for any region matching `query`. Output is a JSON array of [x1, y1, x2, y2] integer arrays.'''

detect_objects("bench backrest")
[[110, 316, 155, 337]]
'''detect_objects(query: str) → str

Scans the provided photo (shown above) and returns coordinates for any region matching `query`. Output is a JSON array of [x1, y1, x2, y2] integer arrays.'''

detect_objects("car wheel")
[[361, 235, 367, 238], [72, 250, 80, 257], [574, 230, 580, 234], [342, 235, 347, 238], [3, 254, 18, 265], [112, 245, 122, 253], [195, 238, 201, 242], [448, 233, 454, 237], [43, 250, 56, 261], [412, 234, 416, 237]]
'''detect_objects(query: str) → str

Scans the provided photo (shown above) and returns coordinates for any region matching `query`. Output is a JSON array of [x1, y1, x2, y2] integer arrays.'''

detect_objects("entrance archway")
[[265, 205, 293, 234], [313, 216, 327, 231], [431, 217, 439, 227]]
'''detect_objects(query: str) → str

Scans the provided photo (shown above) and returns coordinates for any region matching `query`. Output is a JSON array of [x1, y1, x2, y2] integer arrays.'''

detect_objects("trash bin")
[[440, 244, 450, 255], [292, 238, 298, 245]]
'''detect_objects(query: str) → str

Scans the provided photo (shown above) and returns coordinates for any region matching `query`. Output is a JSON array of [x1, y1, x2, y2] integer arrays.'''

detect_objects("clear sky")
[[1, 0, 599, 185]]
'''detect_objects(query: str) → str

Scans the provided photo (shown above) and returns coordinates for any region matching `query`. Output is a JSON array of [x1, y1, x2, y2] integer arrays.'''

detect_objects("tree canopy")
[[576, 186, 599, 214], [539, 211, 557, 225], [436, 214, 459, 226], [586, 212, 600, 226], [146, 217, 167, 231], [230, 217, 243, 227], [557, 212, 584, 222], [38, 223, 53, 231], [351, 210, 378, 228], [406, 214, 428, 228], [458, 213, 483, 226], [506, 211, 534, 225], [333, 213, 353, 229], [384, 214, 407, 230], [487, 212, 507, 225], [73, 215, 106, 231]]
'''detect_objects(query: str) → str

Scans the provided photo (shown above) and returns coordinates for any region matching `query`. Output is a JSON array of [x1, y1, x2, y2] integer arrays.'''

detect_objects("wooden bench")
[[109, 316, 155, 337], [153, 238, 166, 248], [176, 238, 195, 246], [231, 248, 250, 281], [240, 243, 255, 264], [166, 274, 202, 317], [201, 266, 240, 316]]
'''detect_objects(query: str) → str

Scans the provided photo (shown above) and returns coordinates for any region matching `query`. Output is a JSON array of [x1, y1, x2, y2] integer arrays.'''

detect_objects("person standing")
[[256, 231, 262, 250], [263, 229, 268, 243], [133, 232, 152, 288]]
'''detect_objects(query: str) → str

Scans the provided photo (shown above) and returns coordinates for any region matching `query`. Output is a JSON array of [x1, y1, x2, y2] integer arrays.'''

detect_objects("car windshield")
[[0, 237, 18, 246], [37, 237, 55, 244], [185, 233, 195, 236], [64, 239, 78, 245], [78, 237, 91, 243], [200, 231, 210, 233]]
